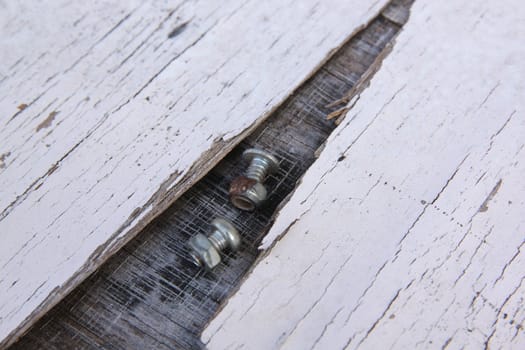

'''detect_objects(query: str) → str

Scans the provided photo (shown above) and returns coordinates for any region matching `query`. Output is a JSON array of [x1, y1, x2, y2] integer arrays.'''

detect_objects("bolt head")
[[229, 176, 267, 211], [243, 148, 280, 174], [187, 233, 221, 270], [211, 218, 241, 251]]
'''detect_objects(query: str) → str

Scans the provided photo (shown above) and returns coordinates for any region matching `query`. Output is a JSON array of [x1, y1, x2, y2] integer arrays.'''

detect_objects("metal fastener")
[[229, 148, 280, 211], [187, 218, 241, 270]]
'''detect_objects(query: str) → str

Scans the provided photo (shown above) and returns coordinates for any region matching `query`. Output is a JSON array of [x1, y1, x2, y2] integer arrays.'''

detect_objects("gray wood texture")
[[9, 1, 413, 349]]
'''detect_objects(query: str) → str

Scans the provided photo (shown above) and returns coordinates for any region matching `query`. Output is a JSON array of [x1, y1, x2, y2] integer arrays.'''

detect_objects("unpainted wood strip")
[[203, 0, 525, 348]]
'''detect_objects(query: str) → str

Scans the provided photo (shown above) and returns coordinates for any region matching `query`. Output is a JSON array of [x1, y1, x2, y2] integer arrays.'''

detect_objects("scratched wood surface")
[[0, 0, 392, 346], [8, 1, 414, 348], [203, 0, 525, 348]]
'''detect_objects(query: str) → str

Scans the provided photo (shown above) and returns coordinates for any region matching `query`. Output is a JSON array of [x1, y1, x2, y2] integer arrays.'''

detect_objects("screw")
[[187, 218, 241, 270], [229, 148, 280, 211]]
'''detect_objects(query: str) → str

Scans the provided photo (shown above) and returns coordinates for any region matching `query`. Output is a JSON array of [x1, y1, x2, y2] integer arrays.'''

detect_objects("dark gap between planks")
[[10, 1, 413, 349]]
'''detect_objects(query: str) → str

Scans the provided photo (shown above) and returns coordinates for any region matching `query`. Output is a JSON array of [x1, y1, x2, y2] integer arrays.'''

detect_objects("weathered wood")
[[8, 2, 412, 349], [0, 0, 391, 346], [203, 0, 525, 348]]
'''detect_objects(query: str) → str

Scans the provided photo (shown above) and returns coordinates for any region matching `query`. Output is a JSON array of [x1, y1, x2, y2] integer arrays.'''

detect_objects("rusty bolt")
[[229, 148, 279, 211], [187, 218, 241, 270]]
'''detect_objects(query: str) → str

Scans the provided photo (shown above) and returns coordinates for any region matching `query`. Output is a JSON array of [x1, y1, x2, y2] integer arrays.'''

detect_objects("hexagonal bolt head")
[[229, 148, 280, 211], [187, 218, 241, 270]]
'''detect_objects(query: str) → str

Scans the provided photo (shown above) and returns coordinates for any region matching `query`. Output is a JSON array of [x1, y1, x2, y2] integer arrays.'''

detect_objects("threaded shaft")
[[208, 230, 228, 251], [245, 157, 270, 182]]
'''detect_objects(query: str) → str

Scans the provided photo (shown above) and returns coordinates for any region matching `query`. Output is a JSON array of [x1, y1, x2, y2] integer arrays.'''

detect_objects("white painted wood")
[[203, 0, 525, 348], [0, 0, 389, 346]]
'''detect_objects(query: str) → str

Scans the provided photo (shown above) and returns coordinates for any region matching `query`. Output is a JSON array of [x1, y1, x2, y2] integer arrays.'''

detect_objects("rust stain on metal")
[[229, 176, 257, 197]]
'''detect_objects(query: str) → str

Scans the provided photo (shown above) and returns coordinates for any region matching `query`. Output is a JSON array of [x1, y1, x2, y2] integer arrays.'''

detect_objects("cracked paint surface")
[[203, 0, 525, 348], [0, 0, 391, 347]]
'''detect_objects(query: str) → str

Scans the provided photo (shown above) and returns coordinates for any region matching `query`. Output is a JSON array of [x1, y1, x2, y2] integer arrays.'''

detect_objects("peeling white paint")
[[0, 0, 389, 346], [203, 0, 525, 348]]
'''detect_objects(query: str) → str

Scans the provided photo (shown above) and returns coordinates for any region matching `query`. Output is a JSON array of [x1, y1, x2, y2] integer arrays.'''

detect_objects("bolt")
[[187, 218, 241, 270], [229, 148, 280, 211]]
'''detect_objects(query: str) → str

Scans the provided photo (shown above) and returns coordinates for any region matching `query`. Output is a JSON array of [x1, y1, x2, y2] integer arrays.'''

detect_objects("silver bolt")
[[187, 218, 241, 270], [229, 148, 280, 211]]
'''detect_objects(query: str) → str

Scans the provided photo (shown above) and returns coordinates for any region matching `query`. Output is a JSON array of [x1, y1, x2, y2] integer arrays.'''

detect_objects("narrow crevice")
[[10, 1, 414, 349]]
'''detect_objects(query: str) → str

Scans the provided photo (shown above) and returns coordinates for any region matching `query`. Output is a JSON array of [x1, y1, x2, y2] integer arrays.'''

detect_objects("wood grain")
[[0, 0, 390, 346], [9, 2, 413, 348], [203, 0, 525, 348]]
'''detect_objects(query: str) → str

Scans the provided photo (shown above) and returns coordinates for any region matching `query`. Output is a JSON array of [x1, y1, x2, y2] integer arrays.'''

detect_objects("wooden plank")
[[9, 2, 413, 348], [203, 0, 525, 348], [0, 0, 391, 346]]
